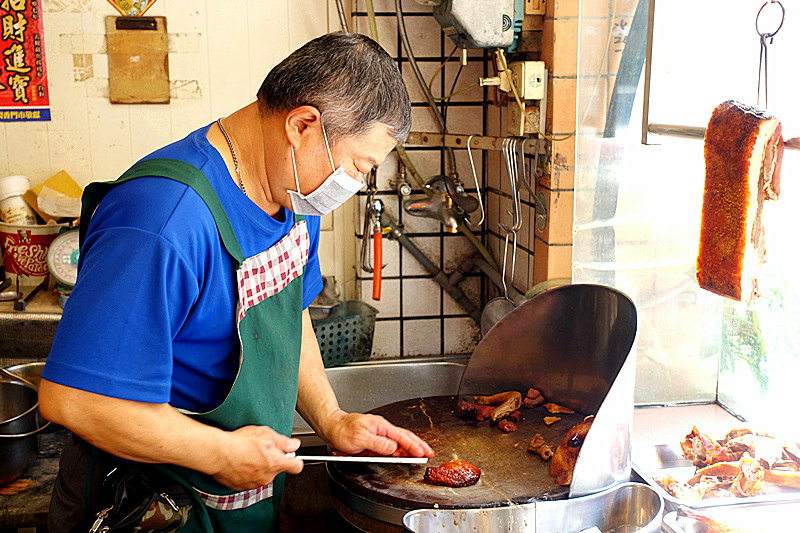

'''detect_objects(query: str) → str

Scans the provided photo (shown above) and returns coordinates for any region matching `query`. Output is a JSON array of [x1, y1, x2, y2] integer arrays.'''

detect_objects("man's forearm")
[[39, 378, 230, 476]]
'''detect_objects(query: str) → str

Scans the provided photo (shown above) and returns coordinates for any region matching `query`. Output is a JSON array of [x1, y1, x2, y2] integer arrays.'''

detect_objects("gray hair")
[[257, 32, 411, 144]]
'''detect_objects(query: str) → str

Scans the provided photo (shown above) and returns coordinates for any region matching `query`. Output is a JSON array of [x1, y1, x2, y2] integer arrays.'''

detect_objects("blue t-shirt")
[[42, 123, 323, 412]]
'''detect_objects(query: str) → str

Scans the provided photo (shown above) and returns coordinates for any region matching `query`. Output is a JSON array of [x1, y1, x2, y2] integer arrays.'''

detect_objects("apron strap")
[[79, 158, 246, 265]]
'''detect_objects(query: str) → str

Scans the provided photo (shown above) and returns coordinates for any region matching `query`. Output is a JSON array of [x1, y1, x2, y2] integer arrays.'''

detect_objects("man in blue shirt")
[[39, 32, 433, 532]]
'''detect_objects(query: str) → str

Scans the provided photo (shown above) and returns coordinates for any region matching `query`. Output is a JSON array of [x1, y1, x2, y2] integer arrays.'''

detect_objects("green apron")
[[80, 158, 308, 532]]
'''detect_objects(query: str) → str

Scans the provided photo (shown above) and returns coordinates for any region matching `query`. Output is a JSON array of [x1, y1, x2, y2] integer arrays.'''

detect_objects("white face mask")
[[287, 123, 364, 216]]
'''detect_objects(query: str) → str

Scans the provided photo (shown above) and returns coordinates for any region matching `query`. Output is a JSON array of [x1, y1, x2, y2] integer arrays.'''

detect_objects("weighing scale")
[[46, 228, 80, 308]]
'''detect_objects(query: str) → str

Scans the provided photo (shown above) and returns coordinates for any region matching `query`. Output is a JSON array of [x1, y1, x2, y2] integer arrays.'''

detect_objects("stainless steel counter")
[[0, 287, 61, 363]]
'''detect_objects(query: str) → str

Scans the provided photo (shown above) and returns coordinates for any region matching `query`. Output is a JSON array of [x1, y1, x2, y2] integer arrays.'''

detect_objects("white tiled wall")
[[2, 0, 361, 302], [4, 0, 492, 360], [351, 0, 484, 359]]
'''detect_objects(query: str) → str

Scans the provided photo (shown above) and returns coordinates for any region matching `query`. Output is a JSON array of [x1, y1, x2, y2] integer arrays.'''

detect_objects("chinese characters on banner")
[[0, 0, 50, 122], [106, 0, 158, 17]]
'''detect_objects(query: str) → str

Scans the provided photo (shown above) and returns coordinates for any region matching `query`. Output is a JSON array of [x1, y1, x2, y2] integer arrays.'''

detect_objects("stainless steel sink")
[[292, 356, 468, 444]]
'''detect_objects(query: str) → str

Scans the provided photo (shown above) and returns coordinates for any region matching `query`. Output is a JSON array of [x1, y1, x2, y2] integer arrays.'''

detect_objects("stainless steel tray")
[[402, 482, 663, 533], [662, 501, 800, 533], [633, 442, 800, 512]]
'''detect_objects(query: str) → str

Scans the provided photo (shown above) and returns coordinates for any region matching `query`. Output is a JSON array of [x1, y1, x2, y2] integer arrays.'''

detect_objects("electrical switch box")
[[508, 60, 545, 100]]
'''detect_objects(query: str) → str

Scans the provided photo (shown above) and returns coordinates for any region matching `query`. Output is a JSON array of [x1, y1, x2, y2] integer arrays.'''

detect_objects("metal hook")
[[756, 1, 785, 40], [465, 135, 485, 226], [501, 137, 522, 233], [756, 1, 784, 108]]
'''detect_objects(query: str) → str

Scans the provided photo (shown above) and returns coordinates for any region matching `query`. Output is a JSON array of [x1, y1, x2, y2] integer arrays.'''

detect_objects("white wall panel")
[[205, 0, 253, 119]]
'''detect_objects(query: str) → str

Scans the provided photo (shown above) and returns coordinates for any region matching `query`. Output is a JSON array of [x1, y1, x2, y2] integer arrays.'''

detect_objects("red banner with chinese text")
[[0, 0, 50, 122]]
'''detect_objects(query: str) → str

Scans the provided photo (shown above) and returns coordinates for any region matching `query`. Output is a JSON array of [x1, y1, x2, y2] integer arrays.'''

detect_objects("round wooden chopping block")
[[328, 395, 586, 512]]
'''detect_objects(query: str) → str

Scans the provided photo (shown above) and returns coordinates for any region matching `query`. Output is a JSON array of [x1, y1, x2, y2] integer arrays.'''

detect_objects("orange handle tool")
[[372, 228, 382, 301]]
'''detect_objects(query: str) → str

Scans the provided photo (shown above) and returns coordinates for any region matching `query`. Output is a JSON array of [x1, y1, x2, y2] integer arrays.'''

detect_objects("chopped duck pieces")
[[490, 391, 522, 421], [550, 416, 594, 485], [462, 392, 522, 422], [423, 459, 481, 487], [522, 388, 545, 409], [474, 391, 518, 406], [681, 426, 735, 467], [544, 403, 575, 414], [497, 419, 517, 432], [662, 426, 800, 500], [544, 416, 561, 426], [457, 400, 493, 421], [731, 454, 764, 497], [527, 434, 553, 460]]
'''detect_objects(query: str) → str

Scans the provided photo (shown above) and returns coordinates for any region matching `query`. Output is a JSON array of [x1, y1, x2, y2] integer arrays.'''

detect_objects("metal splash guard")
[[459, 283, 638, 498]]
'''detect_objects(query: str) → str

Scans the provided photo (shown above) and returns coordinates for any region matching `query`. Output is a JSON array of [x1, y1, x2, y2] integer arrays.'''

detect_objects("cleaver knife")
[[286, 452, 428, 464]]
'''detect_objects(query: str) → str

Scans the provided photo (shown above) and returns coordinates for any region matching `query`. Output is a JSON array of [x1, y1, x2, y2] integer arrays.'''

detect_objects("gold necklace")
[[217, 118, 247, 197]]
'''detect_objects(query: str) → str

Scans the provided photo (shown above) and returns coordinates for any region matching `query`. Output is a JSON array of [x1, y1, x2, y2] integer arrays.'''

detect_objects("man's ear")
[[285, 106, 321, 149]]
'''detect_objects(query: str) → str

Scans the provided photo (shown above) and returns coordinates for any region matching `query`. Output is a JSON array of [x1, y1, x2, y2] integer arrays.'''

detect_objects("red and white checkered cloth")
[[194, 483, 273, 511], [237, 220, 310, 321]]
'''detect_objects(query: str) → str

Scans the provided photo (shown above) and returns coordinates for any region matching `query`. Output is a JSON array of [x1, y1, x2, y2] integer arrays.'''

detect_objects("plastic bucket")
[[0, 222, 66, 286]]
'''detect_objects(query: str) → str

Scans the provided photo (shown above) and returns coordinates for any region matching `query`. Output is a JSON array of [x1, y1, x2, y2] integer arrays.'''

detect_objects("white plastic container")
[[0, 176, 36, 225]]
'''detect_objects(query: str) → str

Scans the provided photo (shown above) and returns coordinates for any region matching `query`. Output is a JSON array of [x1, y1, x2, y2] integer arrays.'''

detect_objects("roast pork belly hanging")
[[697, 100, 784, 301]]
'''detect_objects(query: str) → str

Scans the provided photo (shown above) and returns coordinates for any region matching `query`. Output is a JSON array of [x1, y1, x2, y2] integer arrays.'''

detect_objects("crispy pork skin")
[[697, 100, 784, 301], [550, 416, 594, 485], [423, 459, 481, 487]]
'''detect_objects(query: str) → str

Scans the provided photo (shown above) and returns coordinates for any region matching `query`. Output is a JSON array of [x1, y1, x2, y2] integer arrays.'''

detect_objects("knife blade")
[[286, 452, 428, 464]]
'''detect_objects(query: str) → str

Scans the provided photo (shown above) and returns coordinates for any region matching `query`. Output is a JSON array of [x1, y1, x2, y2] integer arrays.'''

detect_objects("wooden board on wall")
[[106, 16, 169, 104]]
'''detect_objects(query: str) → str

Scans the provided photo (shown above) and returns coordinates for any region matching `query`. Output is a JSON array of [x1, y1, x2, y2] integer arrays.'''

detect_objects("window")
[[573, 0, 799, 438]]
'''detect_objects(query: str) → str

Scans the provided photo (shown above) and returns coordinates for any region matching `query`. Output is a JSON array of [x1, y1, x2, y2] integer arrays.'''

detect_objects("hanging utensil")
[[480, 229, 515, 336], [480, 137, 522, 336]]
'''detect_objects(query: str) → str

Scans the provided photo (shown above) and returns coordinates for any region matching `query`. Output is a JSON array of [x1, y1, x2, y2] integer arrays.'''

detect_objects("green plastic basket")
[[311, 300, 378, 367]]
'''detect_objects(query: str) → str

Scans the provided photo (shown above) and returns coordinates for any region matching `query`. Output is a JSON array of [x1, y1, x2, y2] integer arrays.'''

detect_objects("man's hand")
[[319, 409, 434, 458], [212, 425, 303, 490]]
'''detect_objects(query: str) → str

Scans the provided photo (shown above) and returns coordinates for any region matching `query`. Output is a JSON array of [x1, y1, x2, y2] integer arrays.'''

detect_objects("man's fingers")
[[374, 418, 434, 458]]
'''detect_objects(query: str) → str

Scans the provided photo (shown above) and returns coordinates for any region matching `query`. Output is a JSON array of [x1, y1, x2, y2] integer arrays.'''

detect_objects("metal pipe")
[[380, 211, 481, 323], [648, 123, 800, 150], [335, 0, 349, 32]]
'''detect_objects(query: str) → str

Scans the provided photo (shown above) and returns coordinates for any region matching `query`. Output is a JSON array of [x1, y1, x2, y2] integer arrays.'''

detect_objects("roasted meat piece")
[[474, 391, 517, 405], [497, 419, 517, 432], [543, 416, 561, 425], [522, 388, 545, 409], [544, 403, 575, 414], [550, 416, 594, 485], [423, 459, 481, 487], [731, 454, 764, 497], [527, 434, 553, 460], [680, 426, 735, 467], [457, 400, 493, 421], [697, 100, 784, 301], [491, 392, 522, 421]]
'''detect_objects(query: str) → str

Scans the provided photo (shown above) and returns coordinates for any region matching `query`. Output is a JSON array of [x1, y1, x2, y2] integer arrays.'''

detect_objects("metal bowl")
[[3, 361, 45, 390], [0, 379, 46, 484], [403, 481, 664, 533]]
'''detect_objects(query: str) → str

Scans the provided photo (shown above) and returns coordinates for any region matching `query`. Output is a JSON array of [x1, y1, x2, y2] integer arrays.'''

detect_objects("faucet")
[[402, 175, 479, 233]]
